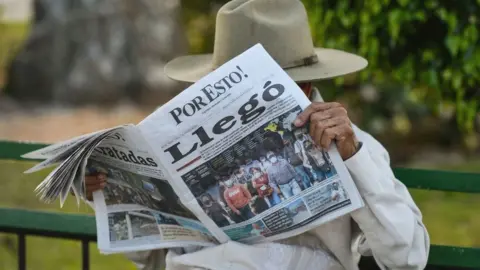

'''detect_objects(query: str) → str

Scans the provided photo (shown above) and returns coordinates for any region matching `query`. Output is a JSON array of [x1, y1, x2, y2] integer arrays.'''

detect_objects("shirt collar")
[[311, 86, 325, 102]]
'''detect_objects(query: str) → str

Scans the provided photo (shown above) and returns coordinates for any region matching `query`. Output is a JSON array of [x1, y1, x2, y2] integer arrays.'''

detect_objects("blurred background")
[[0, 0, 479, 269]]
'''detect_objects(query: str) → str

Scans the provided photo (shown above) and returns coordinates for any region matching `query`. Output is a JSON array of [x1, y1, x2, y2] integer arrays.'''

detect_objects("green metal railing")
[[1, 140, 479, 270], [0, 208, 95, 270]]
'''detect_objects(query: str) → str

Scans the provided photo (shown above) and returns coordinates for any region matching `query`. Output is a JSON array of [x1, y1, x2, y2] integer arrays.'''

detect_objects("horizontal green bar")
[[394, 168, 480, 194], [0, 207, 479, 268], [0, 140, 48, 161], [0, 208, 96, 239], [1, 141, 479, 193], [428, 245, 480, 269]]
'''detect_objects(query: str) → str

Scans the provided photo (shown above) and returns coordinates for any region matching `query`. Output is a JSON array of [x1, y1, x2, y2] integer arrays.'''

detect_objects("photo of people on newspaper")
[[107, 209, 215, 248], [88, 159, 197, 220], [181, 106, 347, 236], [151, 211, 218, 243], [224, 219, 271, 241], [108, 212, 129, 242], [285, 198, 310, 224], [129, 210, 160, 239], [90, 159, 219, 251]]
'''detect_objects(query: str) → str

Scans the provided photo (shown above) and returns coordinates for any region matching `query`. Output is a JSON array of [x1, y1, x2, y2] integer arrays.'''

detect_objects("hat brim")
[[164, 48, 368, 83]]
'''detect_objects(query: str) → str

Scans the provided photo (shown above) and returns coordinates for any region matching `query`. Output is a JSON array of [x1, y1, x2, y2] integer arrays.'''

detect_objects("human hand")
[[294, 102, 360, 160], [234, 209, 241, 215], [85, 173, 107, 200]]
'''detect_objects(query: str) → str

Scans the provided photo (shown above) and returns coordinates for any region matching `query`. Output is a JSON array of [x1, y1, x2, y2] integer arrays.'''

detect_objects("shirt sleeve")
[[241, 185, 252, 200], [344, 132, 430, 270], [286, 161, 297, 176], [268, 170, 278, 186]]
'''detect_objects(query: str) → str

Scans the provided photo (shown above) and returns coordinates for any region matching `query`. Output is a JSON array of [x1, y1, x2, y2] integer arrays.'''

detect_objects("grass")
[[0, 159, 479, 269], [0, 21, 30, 88]]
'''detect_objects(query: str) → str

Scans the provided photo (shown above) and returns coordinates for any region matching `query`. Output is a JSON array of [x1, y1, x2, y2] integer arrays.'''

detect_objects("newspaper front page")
[[138, 44, 364, 244], [90, 126, 217, 253], [22, 44, 364, 253]]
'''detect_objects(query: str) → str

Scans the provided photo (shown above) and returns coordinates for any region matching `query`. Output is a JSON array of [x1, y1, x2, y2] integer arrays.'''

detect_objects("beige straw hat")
[[165, 0, 368, 83]]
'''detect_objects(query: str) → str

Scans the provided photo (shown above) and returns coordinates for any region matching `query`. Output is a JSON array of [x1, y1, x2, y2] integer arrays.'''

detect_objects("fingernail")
[[294, 119, 302, 126]]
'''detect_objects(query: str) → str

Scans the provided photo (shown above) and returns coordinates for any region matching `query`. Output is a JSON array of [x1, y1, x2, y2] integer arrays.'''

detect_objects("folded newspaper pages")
[[23, 44, 364, 254]]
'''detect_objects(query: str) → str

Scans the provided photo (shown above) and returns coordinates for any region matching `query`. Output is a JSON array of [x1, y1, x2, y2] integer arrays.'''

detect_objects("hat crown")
[[164, 0, 368, 83], [212, 0, 316, 69]]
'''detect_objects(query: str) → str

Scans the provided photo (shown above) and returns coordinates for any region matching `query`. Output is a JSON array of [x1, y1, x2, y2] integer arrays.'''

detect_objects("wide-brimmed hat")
[[165, 0, 368, 83]]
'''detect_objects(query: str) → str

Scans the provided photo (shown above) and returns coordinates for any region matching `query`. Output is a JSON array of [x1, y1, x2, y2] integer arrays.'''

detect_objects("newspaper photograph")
[[91, 159, 217, 253], [179, 108, 353, 242], [138, 44, 364, 244]]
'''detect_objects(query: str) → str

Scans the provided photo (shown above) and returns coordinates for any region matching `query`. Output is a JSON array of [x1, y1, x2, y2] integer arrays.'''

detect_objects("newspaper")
[[23, 44, 364, 254]]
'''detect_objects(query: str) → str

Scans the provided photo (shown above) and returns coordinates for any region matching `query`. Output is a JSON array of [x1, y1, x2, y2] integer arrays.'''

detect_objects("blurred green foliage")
[[181, 0, 480, 153], [303, 0, 479, 135]]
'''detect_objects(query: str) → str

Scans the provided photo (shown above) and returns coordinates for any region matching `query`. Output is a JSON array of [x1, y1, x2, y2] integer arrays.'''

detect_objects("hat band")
[[212, 53, 318, 71], [283, 54, 319, 69]]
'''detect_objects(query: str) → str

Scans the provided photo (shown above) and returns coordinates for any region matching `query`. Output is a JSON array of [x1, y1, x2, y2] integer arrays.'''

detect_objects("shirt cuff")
[[343, 142, 391, 195], [343, 140, 365, 165]]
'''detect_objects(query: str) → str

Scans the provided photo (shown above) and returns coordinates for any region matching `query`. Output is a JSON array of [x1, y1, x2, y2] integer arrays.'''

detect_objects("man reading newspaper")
[[81, 0, 429, 269]]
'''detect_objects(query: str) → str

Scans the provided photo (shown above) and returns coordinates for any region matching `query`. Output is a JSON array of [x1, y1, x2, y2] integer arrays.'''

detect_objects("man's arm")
[[267, 172, 281, 194], [240, 185, 252, 200], [285, 160, 297, 177], [293, 99, 429, 270], [294, 142, 304, 162], [270, 172, 281, 189], [346, 129, 429, 270], [251, 179, 258, 188]]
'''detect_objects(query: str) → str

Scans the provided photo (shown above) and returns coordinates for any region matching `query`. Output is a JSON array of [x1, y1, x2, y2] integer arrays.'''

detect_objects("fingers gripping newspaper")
[[23, 44, 364, 254]]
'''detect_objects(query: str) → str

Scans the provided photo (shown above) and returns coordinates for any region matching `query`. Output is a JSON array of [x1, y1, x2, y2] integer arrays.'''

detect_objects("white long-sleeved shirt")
[[121, 89, 430, 270]]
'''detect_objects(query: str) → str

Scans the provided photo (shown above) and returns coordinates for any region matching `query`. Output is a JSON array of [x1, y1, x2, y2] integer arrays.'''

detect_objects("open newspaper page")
[[23, 126, 131, 205], [21, 128, 110, 160], [138, 44, 364, 244], [90, 126, 217, 254]]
